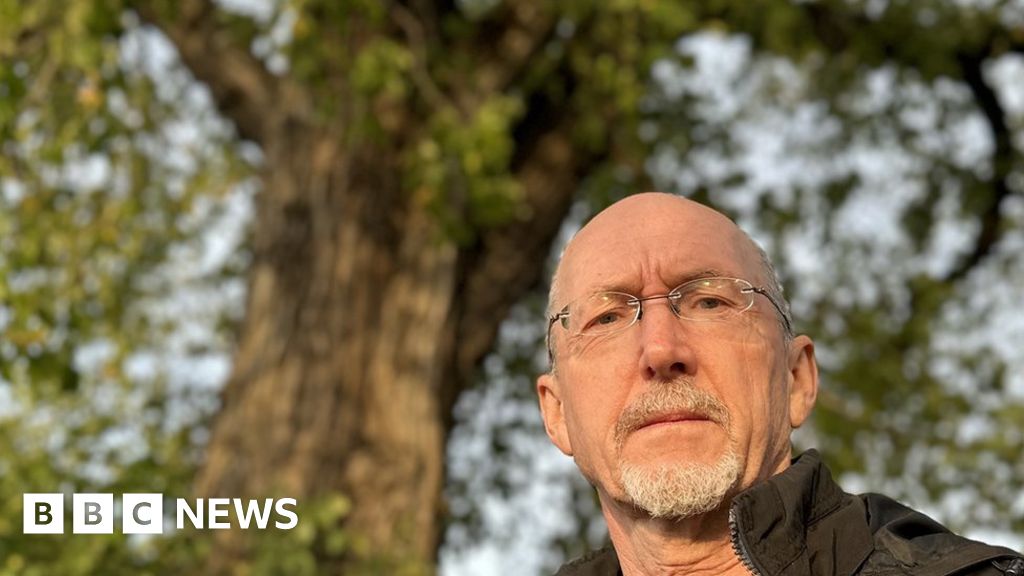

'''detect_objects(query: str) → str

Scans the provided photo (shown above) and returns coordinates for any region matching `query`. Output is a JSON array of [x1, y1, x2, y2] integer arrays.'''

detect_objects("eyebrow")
[[587, 268, 726, 295]]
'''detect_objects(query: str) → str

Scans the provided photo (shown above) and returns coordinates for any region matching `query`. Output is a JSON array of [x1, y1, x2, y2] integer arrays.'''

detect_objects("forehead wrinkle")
[[548, 193, 758, 313], [554, 236, 750, 310], [584, 267, 729, 298]]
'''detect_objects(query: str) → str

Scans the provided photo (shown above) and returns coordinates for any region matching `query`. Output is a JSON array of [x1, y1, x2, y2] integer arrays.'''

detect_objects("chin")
[[617, 449, 742, 520]]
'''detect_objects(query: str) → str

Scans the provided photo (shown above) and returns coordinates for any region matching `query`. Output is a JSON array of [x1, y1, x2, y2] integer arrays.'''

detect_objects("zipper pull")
[[1002, 557, 1024, 576]]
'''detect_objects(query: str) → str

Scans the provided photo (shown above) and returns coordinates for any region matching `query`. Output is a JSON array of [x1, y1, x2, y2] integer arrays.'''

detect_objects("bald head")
[[546, 193, 792, 362], [535, 194, 819, 536]]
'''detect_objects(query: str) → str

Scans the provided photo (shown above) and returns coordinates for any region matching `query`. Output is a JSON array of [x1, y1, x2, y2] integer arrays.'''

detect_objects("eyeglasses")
[[546, 276, 791, 360]]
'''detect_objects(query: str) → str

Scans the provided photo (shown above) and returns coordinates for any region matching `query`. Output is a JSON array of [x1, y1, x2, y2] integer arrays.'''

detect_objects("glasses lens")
[[569, 292, 639, 336], [671, 277, 754, 321]]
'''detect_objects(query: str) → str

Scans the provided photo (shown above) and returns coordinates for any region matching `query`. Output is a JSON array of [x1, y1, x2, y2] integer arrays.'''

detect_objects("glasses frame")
[[546, 276, 792, 362]]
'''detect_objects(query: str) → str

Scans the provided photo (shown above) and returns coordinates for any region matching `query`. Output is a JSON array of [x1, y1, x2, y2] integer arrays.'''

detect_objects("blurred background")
[[1, 0, 1023, 574]]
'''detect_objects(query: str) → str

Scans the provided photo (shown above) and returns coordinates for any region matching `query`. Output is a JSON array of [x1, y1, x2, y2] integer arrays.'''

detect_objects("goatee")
[[614, 381, 742, 519]]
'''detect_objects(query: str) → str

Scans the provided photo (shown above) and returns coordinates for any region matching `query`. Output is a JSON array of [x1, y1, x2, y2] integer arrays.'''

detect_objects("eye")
[[695, 296, 725, 310], [585, 309, 629, 330], [675, 285, 743, 318], [578, 298, 636, 334]]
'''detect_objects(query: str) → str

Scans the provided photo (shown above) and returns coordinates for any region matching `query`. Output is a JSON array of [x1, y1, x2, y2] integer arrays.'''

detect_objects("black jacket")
[[554, 450, 1023, 576]]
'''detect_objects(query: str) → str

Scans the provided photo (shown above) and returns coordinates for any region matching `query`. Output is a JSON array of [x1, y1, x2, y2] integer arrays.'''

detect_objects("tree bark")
[[136, 2, 621, 571], [190, 115, 582, 571], [195, 121, 442, 555]]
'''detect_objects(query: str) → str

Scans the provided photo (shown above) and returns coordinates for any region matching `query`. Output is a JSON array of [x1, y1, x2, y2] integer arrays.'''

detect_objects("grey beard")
[[619, 447, 741, 519], [612, 379, 741, 519]]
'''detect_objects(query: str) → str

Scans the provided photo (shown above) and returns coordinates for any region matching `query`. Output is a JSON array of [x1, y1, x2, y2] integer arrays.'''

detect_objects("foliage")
[[449, 0, 1024, 567], [238, 494, 433, 576], [2, 0, 1024, 574], [644, 0, 1024, 539], [406, 96, 525, 244], [0, 2, 248, 574]]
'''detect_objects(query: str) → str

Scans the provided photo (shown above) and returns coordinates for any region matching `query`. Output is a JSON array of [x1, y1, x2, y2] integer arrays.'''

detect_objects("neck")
[[601, 499, 750, 576]]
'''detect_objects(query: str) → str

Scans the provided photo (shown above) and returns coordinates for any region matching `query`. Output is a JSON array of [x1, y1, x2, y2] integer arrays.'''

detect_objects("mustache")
[[614, 381, 731, 451]]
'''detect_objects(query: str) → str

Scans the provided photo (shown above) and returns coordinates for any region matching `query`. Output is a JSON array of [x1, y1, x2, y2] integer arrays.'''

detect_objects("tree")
[[138, 1, 704, 571], [667, 0, 1024, 542], [448, 1, 1024, 569], [2, 0, 1022, 574], [5, 0, 698, 572]]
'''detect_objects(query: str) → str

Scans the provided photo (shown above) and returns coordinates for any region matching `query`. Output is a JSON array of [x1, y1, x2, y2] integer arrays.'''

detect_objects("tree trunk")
[[191, 119, 583, 572], [136, 2, 610, 572], [194, 125, 447, 564], [125, 1, 1024, 570]]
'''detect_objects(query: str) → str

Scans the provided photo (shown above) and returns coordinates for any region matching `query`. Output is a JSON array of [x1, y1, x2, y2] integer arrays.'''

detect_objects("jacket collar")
[[557, 451, 874, 576], [730, 449, 874, 576]]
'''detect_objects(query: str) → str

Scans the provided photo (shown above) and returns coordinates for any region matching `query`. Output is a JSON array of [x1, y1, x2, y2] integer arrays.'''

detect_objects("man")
[[536, 193, 1022, 576]]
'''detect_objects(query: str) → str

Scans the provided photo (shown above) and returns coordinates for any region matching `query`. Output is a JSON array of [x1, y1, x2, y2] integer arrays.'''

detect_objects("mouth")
[[636, 411, 713, 431], [612, 383, 732, 452]]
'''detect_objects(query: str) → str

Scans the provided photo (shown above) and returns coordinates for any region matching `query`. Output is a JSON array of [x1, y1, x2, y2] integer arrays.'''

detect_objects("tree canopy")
[[1, 0, 1022, 574]]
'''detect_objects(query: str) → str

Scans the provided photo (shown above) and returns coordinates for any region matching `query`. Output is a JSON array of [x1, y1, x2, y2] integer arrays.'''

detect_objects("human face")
[[536, 194, 817, 513]]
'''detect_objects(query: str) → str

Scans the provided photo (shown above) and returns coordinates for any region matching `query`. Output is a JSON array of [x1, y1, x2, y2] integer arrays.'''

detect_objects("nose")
[[636, 299, 697, 381]]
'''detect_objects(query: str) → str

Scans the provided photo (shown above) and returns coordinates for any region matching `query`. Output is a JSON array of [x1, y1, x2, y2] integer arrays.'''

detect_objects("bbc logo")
[[24, 493, 298, 534], [24, 493, 164, 534]]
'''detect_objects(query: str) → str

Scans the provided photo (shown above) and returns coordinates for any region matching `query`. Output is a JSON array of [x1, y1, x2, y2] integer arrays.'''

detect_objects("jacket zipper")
[[994, 557, 1024, 576], [729, 506, 765, 576]]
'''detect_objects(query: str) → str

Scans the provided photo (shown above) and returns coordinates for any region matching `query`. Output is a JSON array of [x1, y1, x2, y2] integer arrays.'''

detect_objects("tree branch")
[[399, 0, 459, 50], [390, 1, 557, 116], [475, 4, 560, 95], [441, 121, 585, 430], [133, 0, 280, 145], [787, 2, 1020, 283], [390, 3, 455, 113], [947, 48, 1016, 284], [440, 58, 609, 429]]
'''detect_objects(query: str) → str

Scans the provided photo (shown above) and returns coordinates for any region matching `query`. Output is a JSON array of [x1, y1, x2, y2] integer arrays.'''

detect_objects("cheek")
[[712, 330, 788, 432], [565, 331, 623, 358], [560, 359, 633, 453]]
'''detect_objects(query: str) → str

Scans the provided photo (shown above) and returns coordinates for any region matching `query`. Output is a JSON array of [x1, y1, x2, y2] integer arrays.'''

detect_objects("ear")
[[787, 335, 819, 428], [537, 373, 573, 456]]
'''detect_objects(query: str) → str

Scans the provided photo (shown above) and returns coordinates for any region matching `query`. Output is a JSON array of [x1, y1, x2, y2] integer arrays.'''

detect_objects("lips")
[[637, 411, 713, 431]]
